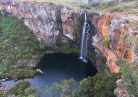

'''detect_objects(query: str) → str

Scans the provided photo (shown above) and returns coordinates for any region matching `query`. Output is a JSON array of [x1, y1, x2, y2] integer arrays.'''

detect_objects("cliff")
[[0, 0, 138, 96], [1, 0, 137, 73], [61, 8, 138, 73], [0, 0, 61, 43], [61, 8, 138, 96]]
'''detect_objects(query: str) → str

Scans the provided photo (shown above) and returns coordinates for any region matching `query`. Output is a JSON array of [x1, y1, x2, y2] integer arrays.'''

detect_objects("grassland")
[[18, 0, 88, 8], [97, 1, 138, 15], [9, 0, 138, 15]]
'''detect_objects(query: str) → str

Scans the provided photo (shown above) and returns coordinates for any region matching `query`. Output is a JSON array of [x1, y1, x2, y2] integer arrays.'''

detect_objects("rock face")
[[1, 0, 137, 73], [61, 8, 138, 73], [61, 7, 84, 41], [0, 0, 60, 43], [1, 1, 138, 96]]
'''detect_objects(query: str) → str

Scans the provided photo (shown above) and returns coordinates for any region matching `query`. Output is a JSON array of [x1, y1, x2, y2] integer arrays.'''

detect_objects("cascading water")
[[80, 13, 90, 63]]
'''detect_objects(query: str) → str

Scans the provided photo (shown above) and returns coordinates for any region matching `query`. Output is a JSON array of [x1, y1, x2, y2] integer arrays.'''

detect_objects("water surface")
[[2, 53, 97, 97]]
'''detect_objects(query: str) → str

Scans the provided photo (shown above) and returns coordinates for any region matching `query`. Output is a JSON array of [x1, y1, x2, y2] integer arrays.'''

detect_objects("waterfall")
[[80, 13, 90, 63]]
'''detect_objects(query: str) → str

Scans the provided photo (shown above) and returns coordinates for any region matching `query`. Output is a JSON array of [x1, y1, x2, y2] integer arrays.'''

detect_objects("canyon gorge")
[[0, 0, 138, 97]]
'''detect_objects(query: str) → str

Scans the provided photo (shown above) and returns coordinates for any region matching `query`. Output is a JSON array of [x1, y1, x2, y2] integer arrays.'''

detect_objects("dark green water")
[[2, 53, 97, 97]]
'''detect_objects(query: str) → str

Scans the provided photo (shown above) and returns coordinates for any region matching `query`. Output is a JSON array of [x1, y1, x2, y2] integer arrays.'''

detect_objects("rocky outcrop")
[[0, 0, 60, 43], [1, 0, 137, 73], [61, 7, 84, 41], [114, 79, 130, 97], [90, 13, 138, 73], [1, 1, 138, 96], [61, 8, 138, 73]]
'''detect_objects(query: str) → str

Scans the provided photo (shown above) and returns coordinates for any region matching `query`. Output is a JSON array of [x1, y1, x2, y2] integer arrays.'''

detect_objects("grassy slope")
[[0, 13, 80, 80], [19, 0, 88, 8], [99, 1, 138, 15], [19, 0, 138, 15], [0, 15, 40, 79]]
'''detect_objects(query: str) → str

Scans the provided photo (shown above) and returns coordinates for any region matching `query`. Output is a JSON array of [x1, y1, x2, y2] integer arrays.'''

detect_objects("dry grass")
[[15, 0, 88, 8], [90, 1, 138, 15]]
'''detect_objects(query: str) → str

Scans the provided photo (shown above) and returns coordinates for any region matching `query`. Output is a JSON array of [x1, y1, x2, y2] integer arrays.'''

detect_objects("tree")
[[117, 59, 138, 97], [45, 78, 78, 97], [60, 78, 78, 97], [25, 87, 41, 97], [76, 73, 121, 97]]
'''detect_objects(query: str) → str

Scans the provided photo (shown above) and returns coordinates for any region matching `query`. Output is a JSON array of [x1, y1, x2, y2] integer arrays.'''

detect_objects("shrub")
[[122, 34, 128, 42], [116, 59, 138, 97], [0, 15, 40, 79], [126, 19, 129, 23], [119, 5, 126, 12], [49, 2, 54, 6], [102, 39, 110, 48], [0, 5, 6, 16], [45, 78, 78, 97], [74, 16, 84, 40], [75, 73, 121, 97], [135, 42, 138, 53], [9, 81, 30, 96], [25, 87, 41, 97], [108, 1, 118, 6]]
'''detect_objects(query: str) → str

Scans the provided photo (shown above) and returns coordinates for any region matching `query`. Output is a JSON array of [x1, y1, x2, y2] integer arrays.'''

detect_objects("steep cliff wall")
[[1, 0, 137, 73], [1, 0, 138, 73], [0, 0, 61, 43], [61, 8, 138, 73], [90, 13, 138, 72], [61, 7, 84, 41], [1, 0, 138, 96], [61, 9, 138, 96]]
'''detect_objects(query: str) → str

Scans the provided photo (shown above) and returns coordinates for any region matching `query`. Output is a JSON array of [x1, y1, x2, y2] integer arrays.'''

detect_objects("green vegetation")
[[87, 0, 138, 14], [0, 5, 5, 16], [74, 16, 84, 40], [134, 23, 138, 30], [9, 81, 30, 96], [126, 19, 130, 23], [39, 39, 58, 50], [25, 87, 41, 97], [45, 78, 78, 97], [0, 15, 40, 79], [20, 0, 88, 8], [122, 34, 128, 42], [0, 11, 81, 80], [135, 42, 138, 52], [56, 46, 80, 53], [88, 50, 95, 58], [8, 81, 41, 97], [116, 58, 138, 97], [45, 73, 121, 97], [102, 39, 110, 48], [75, 73, 121, 97]]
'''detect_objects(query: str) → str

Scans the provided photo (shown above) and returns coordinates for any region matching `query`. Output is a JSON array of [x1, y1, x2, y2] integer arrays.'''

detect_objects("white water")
[[80, 14, 90, 63]]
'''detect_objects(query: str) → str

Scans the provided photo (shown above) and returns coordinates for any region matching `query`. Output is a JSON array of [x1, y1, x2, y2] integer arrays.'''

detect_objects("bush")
[[0, 15, 40, 79], [0, 5, 6, 16], [74, 16, 84, 40], [122, 34, 128, 42], [135, 42, 138, 53], [25, 87, 41, 97], [49, 2, 54, 5], [9, 81, 30, 96], [102, 39, 110, 48], [118, 5, 126, 12], [75, 73, 121, 97], [116, 59, 138, 97], [108, 1, 118, 6], [126, 19, 129, 23], [45, 78, 78, 97], [90, 1, 100, 7]]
